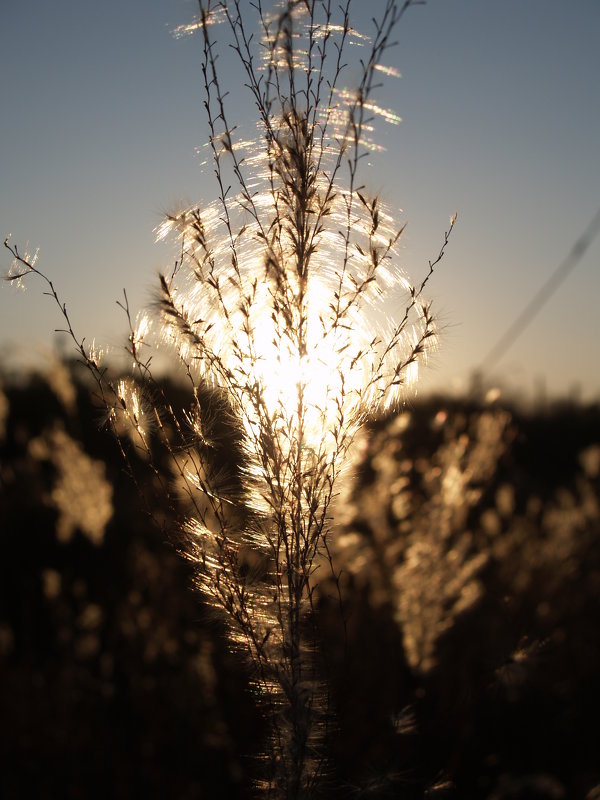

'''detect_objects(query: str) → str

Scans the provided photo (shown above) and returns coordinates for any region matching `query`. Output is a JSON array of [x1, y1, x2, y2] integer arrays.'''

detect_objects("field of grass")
[[1, 365, 598, 798]]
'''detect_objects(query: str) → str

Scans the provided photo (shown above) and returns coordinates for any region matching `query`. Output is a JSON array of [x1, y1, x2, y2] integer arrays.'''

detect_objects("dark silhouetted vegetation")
[[1, 365, 598, 798]]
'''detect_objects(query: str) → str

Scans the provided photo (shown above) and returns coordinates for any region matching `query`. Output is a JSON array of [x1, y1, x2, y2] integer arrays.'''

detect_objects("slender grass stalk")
[[4, 2, 454, 796]]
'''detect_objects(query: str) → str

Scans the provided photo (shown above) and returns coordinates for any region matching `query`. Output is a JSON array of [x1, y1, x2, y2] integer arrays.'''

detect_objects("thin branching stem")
[[4, 2, 452, 796]]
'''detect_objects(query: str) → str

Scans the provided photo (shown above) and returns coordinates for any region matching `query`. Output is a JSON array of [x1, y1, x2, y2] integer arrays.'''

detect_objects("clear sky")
[[1, 0, 599, 401]]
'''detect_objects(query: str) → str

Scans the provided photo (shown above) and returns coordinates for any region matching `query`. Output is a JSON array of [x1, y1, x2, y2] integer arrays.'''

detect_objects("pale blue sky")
[[1, 1, 599, 400]]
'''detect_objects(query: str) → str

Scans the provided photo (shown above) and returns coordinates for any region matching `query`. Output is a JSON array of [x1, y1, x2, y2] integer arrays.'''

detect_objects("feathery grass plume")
[[28, 423, 113, 546], [334, 408, 509, 673], [4, 1, 454, 796], [157, 2, 454, 794]]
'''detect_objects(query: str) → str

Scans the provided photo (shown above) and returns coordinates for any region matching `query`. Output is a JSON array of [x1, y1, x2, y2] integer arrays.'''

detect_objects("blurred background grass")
[[1, 361, 598, 798]]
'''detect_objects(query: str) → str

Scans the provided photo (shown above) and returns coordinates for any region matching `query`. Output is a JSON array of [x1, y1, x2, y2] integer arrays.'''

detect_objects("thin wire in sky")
[[479, 206, 600, 375]]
